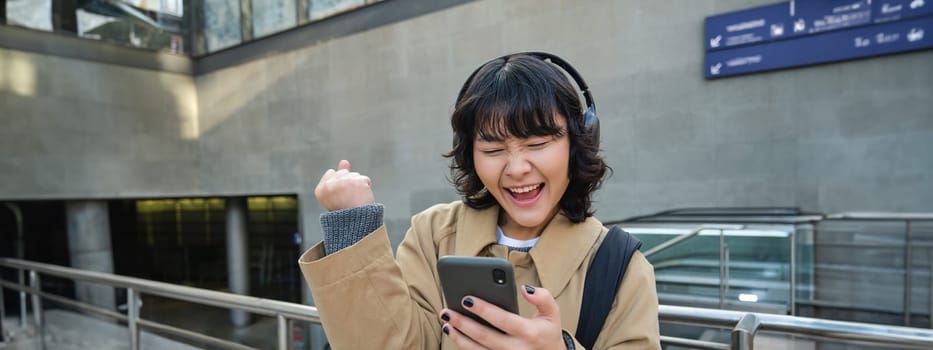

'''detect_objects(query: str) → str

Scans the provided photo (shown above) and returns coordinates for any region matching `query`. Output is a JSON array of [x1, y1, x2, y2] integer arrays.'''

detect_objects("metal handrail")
[[613, 216, 824, 225], [825, 212, 933, 220], [660, 305, 933, 349], [4, 251, 933, 349], [642, 224, 745, 258], [0, 258, 318, 350], [0, 258, 319, 323]]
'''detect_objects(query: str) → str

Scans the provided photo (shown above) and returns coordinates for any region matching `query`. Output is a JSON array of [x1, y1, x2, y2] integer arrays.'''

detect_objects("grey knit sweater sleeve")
[[320, 203, 384, 255]]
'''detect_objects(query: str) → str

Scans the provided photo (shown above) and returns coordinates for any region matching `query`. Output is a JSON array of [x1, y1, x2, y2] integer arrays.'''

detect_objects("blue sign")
[[704, 0, 933, 78], [794, 0, 873, 34], [873, 0, 933, 23], [705, 3, 794, 51], [706, 1, 933, 53], [706, 16, 932, 78]]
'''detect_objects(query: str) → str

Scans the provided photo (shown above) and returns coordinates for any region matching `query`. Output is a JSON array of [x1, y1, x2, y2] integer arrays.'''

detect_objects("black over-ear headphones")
[[456, 52, 599, 133]]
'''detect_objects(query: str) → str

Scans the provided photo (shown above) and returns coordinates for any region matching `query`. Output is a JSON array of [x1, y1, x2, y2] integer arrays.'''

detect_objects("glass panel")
[[121, 0, 184, 17], [6, 0, 53, 31], [75, 1, 187, 53], [252, 0, 298, 38], [3, 0, 386, 55], [309, 0, 366, 22], [793, 224, 815, 311], [626, 224, 794, 313], [204, 0, 243, 52]]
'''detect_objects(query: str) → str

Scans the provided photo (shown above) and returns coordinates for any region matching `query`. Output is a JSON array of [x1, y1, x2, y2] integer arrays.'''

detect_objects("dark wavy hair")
[[443, 54, 609, 223]]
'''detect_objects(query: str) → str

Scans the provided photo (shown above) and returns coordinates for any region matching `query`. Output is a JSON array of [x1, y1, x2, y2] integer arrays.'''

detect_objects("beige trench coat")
[[298, 201, 660, 349]]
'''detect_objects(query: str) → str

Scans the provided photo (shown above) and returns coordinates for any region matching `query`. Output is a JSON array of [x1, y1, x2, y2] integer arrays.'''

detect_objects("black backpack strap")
[[575, 226, 642, 349]]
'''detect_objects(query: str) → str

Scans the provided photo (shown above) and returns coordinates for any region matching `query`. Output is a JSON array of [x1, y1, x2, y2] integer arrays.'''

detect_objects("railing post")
[[929, 247, 932, 330], [128, 288, 140, 350], [719, 229, 727, 309], [725, 245, 731, 307], [278, 314, 288, 350], [3, 204, 27, 328], [1, 281, 5, 342], [29, 270, 44, 350], [789, 230, 797, 316], [19, 268, 26, 328], [905, 220, 912, 326], [731, 313, 761, 350]]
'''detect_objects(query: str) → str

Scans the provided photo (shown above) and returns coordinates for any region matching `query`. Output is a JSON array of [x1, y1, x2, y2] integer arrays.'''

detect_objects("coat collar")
[[454, 204, 500, 257], [454, 203, 604, 296]]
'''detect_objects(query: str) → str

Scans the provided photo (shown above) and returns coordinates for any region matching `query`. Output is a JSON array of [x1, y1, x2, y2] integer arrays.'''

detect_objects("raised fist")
[[314, 160, 375, 211]]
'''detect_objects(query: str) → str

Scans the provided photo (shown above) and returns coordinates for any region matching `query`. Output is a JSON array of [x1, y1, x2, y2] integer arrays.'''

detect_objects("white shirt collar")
[[496, 226, 540, 249]]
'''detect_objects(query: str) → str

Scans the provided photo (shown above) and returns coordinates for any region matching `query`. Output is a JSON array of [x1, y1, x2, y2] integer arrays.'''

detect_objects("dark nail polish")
[[463, 297, 474, 308], [441, 312, 450, 322], [443, 326, 450, 335], [524, 285, 536, 294]]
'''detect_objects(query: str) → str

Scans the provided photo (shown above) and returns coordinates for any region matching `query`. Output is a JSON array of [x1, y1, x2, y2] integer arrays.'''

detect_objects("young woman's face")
[[472, 116, 571, 239]]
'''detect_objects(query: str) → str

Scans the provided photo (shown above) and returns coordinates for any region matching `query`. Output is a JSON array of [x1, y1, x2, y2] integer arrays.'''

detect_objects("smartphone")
[[437, 256, 519, 332]]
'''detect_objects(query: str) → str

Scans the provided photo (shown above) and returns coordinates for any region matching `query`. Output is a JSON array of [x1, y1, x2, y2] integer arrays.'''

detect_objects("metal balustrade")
[[617, 210, 933, 329], [3, 256, 933, 349], [0, 258, 318, 350]]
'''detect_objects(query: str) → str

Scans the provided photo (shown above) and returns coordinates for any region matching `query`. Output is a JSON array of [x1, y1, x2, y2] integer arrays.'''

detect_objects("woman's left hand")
[[439, 285, 567, 350]]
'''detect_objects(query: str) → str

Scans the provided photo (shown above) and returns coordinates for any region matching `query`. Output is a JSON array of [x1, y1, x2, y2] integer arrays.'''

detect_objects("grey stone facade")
[[1, 0, 931, 252]]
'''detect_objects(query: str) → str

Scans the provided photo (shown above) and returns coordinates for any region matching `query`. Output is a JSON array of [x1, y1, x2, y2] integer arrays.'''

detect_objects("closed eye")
[[528, 141, 549, 149], [480, 149, 503, 155]]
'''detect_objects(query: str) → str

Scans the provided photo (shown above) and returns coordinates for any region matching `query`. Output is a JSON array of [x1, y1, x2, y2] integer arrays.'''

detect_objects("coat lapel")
[[528, 214, 604, 297], [454, 204, 500, 256]]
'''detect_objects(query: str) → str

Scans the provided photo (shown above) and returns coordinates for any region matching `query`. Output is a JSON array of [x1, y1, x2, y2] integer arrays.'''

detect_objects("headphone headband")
[[456, 52, 597, 128]]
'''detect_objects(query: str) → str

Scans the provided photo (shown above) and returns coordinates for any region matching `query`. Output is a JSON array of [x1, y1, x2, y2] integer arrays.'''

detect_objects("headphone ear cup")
[[583, 105, 600, 143], [583, 106, 597, 128]]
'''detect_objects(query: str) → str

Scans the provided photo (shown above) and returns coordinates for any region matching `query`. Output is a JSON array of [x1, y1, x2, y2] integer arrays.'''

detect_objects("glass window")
[[204, 0, 243, 52], [75, 0, 186, 54], [6, 0, 53, 32], [121, 0, 184, 17], [309, 0, 366, 22], [252, 0, 298, 39], [3, 0, 385, 55]]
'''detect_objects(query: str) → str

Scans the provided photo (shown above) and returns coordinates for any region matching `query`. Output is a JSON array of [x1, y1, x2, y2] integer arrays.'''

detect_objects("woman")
[[299, 53, 660, 349]]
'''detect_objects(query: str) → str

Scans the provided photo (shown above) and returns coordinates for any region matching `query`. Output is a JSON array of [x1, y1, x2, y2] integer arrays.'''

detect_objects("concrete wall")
[[2, 0, 932, 248], [195, 0, 933, 247], [0, 47, 199, 198]]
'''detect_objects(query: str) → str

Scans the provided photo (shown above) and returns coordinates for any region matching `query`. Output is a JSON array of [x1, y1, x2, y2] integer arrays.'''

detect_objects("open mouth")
[[505, 183, 544, 205]]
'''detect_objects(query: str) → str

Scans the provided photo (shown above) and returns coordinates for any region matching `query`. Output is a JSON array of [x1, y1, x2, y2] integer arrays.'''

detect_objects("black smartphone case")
[[437, 256, 519, 332]]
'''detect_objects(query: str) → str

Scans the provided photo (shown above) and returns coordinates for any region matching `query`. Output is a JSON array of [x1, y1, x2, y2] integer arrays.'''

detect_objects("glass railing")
[[1, 0, 385, 56], [805, 215, 933, 327], [624, 223, 805, 315], [614, 208, 933, 329]]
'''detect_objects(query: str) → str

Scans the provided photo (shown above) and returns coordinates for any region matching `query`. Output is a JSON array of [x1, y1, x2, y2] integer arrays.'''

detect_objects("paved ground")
[[0, 299, 285, 350], [3, 309, 199, 350]]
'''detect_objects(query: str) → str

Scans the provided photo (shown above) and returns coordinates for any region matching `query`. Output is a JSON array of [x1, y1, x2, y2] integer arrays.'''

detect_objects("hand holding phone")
[[437, 256, 519, 332]]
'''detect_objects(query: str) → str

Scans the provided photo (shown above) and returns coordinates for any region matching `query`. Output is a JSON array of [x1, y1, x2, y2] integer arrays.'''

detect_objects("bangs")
[[467, 80, 567, 142]]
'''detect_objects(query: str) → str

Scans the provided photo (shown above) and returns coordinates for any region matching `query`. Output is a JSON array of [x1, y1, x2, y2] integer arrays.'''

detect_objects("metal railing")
[[642, 224, 745, 258], [821, 212, 933, 328], [641, 224, 749, 311], [660, 304, 933, 349], [3, 257, 933, 349], [0, 258, 319, 350], [623, 211, 933, 324], [639, 223, 800, 313]]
